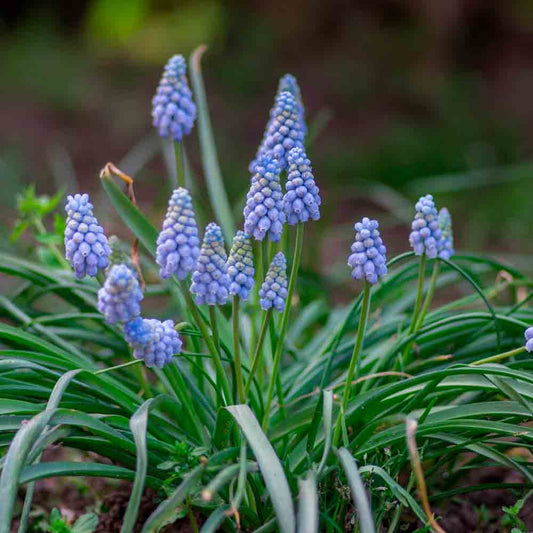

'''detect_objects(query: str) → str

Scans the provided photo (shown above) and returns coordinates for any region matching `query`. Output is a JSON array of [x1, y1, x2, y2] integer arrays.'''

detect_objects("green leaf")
[[10, 220, 30, 243], [306, 391, 323, 455], [227, 405, 295, 533], [72, 513, 99, 533], [297, 474, 318, 533], [200, 505, 232, 533], [213, 406, 234, 449], [35, 233, 62, 245], [317, 390, 333, 477]]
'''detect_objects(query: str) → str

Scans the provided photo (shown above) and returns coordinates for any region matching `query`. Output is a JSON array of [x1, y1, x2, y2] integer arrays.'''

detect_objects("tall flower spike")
[[156, 188, 200, 279], [190, 223, 230, 305], [151, 55, 197, 141], [226, 231, 255, 301], [283, 147, 321, 224], [525, 327, 533, 353], [409, 194, 442, 259], [259, 252, 288, 312], [124, 317, 182, 368], [97, 264, 143, 324], [278, 74, 306, 135], [64, 193, 111, 279], [250, 91, 305, 171], [348, 217, 387, 285], [244, 155, 286, 242], [438, 207, 455, 260]]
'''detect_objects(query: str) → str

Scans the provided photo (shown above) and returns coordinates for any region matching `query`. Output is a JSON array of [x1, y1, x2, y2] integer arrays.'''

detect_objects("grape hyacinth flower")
[[243, 156, 286, 242], [259, 252, 288, 312], [124, 317, 182, 368], [151, 55, 197, 141], [226, 231, 255, 301], [278, 74, 306, 135], [156, 188, 200, 279], [190, 223, 230, 305], [409, 194, 442, 259], [64, 193, 111, 279], [283, 147, 321, 224], [348, 217, 387, 285], [438, 207, 455, 260], [97, 264, 143, 324], [250, 91, 305, 171], [525, 327, 533, 353]]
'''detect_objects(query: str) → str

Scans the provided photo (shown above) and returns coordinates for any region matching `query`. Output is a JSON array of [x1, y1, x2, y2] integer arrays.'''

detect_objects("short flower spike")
[[64, 193, 111, 279], [151, 55, 197, 141], [124, 317, 182, 368], [348, 217, 387, 285], [283, 147, 321, 225], [226, 231, 255, 301], [409, 194, 442, 259], [244, 155, 286, 242], [259, 252, 288, 312], [250, 91, 305, 172], [156, 188, 200, 280], [190, 222, 230, 305], [107, 236, 133, 271], [278, 74, 306, 135], [438, 207, 455, 260], [525, 327, 533, 353], [97, 264, 143, 325]]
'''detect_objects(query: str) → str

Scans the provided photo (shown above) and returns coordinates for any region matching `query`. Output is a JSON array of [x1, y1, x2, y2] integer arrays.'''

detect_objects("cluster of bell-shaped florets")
[[151, 55, 197, 141], [124, 317, 182, 368], [409, 194, 442, 259], [278, 74, 306, 135], [190, 223, 230, 305], [244, 156, 286, 242], [348, 217, 387, 285], [283, 147, 321, 225], [97, 264, 143, 325], [259, 252, 288, 312], [64, 193, 111, 279], [156, 188, 200, 279], [438, 207, 455, 260], [525, 327, 533, 353], [226, 231, 255, 301]]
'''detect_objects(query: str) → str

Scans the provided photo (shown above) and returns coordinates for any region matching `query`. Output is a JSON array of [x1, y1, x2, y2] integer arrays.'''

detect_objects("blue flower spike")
[[278, 74, 306, 134], [409, 194, 442, 259], [190, 222, 230, 305], [525, 327, 533, 353], [156, 188, 201, 280], [227, 231, 255, 301], [259, 252, 288, 312], [64, 193, 111, 279], [283, 147, 321, 225], [97, 264, 143, 325], [125, 317, 182, 368], [348, 217, 387, 285], [438, 207, 455, 260], [151, 55, 197, 141], [244, 155, 286, 242]]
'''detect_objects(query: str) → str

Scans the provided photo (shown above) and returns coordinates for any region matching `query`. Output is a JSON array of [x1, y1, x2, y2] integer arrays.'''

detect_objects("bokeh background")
[[2, 0, 533, 283]]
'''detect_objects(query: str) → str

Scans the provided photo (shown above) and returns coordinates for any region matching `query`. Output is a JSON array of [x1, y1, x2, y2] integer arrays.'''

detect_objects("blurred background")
[[2, 0, 533, 283]]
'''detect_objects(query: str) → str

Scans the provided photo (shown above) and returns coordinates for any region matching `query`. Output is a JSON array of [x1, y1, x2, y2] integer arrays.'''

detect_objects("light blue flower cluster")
[[525, 327, 533, 353], [156, 188, 200, 279], [259, 252, 288, 312], [190, 223, 230, 305], [283, 147, 321, 224], [278, 74, 306, 135], [348, 217, 387, 285], [124, 317, 182, 368], [97, 264, 143, 325], [244, 156, 285, 242], [64, 193, 111, 279], [409, 194, 442, 259], [438, 207, 455, 260], [151, 55, 196, 141], [226, 231, 255, 301], [250, 91, 305, 171]]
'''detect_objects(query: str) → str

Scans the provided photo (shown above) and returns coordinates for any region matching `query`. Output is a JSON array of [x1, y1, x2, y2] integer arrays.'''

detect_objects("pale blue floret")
[[151, 55, 197, 141], [244, 155, 286, 242], [409, 194, 442, 259], [64, 193, 111, 279], [190, 223, 230, 305], [347, 217, 387, 285], [278, 74, 306, 135], [438, 207, 455, 260], [525, 327, 533, 353], [283, 147, 321, 225], [124, 317, 182, 368], [259, 252, 288, 312], [97, 264, 143, 325], [226, 231, 255, 301], [156, 188, 200, 279]]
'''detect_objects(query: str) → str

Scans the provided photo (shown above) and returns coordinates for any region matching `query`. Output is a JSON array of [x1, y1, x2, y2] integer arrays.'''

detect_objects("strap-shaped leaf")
[[297, 474, 318, 533]]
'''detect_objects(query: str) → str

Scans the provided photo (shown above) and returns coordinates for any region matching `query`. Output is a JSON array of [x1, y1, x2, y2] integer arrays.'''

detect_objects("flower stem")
[[262, 222, 304, 430], [175, 141, 186, 187], [94, 358, 144, 375], [232, 296, 245, 403], [332, 281, 372, 447], [472, 346, 526, 366], [415, 260, 440, 330], [209, 306, 220, 354]]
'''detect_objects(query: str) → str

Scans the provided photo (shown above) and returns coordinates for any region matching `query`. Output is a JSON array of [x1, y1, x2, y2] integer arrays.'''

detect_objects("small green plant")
[[45, 508, 98, 533], [502, 494, 531, 533]]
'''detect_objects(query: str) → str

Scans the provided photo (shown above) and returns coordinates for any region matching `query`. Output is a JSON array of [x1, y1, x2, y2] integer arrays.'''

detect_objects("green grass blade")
[[317, 390, 333, 477], [297, 473, 318, 533], [200, 505, 232, 533]]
